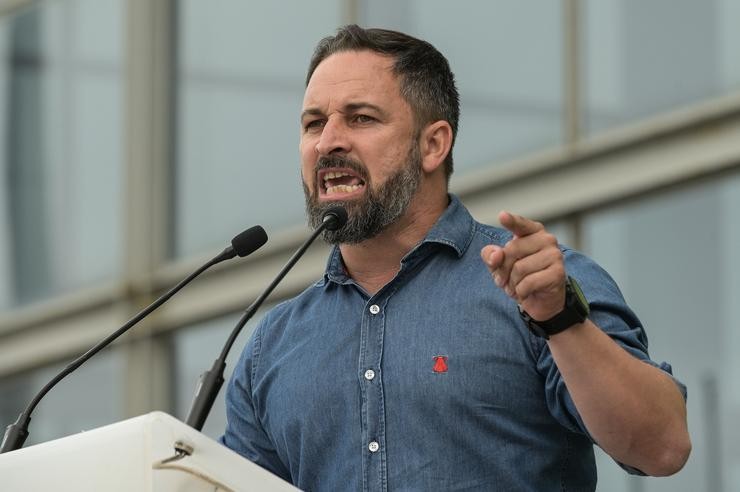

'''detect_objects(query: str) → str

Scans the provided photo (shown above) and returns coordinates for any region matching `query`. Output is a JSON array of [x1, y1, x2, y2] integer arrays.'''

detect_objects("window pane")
[[360, 0, 564, 170], [173, 1, 343, 258], [582, 0, 740, 134], [582, 171, 740, 491], [0, 0, 124, 309], [0, 348, 124, 447]]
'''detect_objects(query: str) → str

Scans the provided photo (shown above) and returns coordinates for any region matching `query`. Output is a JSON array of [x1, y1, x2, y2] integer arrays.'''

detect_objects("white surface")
[[0, 411, 299, 492]]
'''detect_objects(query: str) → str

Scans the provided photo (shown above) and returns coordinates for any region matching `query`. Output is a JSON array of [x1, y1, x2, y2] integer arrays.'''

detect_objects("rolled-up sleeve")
[[534, 249, 687, 473]]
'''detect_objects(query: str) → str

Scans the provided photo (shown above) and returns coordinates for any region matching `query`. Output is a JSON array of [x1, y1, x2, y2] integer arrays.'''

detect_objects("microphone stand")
[[0, 226, 267, 454], [185, 207, 347, 430]]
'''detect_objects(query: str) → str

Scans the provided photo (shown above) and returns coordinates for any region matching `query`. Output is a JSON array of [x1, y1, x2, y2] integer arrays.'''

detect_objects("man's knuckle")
[[517, 278, 533, 298], [552, 263, 565, 278], [548, 247, 563, 262]]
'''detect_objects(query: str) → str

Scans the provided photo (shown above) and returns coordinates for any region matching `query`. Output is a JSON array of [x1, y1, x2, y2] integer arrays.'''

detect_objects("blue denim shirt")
[[221, 195, 685, 491]]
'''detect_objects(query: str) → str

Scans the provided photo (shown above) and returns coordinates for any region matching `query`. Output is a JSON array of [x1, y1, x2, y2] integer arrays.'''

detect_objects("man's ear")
[[419, 120, 453, 174]]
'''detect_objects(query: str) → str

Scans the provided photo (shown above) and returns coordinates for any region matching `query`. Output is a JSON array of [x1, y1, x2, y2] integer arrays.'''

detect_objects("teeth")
[[323, 171, 352, 181], [326, 184, 362, 194]]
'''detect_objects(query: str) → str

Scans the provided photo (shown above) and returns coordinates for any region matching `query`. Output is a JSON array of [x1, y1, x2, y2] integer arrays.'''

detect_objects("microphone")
[[185, 206, 348, 430], [0, 226, 268, 454], [322, 206, 348, 231], [229, 226, 270, 258]]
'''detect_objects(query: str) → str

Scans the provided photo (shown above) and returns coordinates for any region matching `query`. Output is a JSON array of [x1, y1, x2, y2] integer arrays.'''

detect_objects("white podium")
[[0, 411, 299, 491]]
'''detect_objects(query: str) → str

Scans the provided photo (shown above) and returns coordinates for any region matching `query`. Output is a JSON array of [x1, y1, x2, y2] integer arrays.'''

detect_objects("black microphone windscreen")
[[231, 226, 268, 257], [322, 206, 348, 231]]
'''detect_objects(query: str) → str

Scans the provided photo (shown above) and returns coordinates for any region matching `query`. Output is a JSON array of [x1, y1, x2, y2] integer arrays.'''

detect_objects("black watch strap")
[[519, 276, 590, 339]]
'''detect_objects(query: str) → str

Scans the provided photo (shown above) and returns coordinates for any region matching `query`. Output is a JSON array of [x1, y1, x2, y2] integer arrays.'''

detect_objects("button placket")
[[359, 297, 387, 490]]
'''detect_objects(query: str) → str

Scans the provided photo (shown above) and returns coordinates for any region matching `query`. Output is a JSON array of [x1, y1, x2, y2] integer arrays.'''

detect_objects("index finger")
[[498, 211, 544, 237]]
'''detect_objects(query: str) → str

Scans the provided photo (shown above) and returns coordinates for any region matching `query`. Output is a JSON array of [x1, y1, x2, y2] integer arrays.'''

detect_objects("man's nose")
[[315, 117, 351, 156]]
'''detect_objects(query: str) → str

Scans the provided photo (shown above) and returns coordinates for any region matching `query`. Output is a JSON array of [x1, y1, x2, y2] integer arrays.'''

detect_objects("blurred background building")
[[0, 0, 738, 490]]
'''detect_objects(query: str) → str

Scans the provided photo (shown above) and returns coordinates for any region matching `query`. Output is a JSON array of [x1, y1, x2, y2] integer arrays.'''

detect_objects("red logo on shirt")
[[432, 356, 448, 373]]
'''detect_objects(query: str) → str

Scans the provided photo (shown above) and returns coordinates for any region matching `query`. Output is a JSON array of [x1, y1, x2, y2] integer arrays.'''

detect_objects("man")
[[221, 25, 690, 490]]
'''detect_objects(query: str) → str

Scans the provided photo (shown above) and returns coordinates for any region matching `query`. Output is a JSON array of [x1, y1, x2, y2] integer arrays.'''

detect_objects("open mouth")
[[318, 167, 366, 199]]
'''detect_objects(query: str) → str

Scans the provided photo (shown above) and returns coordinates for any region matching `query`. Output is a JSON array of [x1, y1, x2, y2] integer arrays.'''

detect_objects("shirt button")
[[368, 441, 380, 453], [369, 304, 380, 315], [364, 369, 375, 381]]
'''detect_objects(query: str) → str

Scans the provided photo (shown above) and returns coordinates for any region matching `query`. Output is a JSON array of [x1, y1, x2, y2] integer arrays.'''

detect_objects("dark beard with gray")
[[303, 145, 422, 244]]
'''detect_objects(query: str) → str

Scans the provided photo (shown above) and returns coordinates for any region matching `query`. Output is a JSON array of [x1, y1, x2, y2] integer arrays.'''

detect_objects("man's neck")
[[339, 192, 448, 295]]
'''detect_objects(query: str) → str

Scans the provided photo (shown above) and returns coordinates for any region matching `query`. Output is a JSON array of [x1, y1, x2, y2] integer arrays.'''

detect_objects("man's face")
[[300, 50, 422, 243]]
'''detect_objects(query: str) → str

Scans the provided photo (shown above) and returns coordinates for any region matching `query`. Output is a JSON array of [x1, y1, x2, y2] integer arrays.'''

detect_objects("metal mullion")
[[125, 0, 171, 285], [563, 0, 581, 150], [341, 0, 359, 25], [122, 0, 175, 418]]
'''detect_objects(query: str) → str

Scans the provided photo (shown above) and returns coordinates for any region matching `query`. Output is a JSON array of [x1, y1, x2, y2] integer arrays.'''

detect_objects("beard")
[[303, 143, 422, 244]]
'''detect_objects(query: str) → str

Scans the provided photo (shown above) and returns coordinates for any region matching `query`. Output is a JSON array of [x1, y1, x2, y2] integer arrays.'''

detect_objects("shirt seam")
[[250, 321, 264, 392], [472, 222, 511, 246]]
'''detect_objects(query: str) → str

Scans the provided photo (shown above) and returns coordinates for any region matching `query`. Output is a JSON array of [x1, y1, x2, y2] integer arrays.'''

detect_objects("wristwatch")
[[518, 276, 589, 339]]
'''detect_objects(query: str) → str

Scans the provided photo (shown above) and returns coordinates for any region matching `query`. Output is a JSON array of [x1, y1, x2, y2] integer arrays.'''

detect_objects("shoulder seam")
[[250, 321, 263, 388]]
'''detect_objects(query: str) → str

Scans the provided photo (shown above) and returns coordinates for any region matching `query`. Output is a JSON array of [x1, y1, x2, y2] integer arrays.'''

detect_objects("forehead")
[[303, 50, 404, 109]]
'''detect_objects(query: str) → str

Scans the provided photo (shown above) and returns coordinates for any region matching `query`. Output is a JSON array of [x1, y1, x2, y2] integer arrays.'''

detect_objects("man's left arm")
[[481, 211, 691, 477]]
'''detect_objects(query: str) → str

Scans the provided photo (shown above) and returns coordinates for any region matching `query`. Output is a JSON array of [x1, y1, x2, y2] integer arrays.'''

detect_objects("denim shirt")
[[221, 194, 685, 491]]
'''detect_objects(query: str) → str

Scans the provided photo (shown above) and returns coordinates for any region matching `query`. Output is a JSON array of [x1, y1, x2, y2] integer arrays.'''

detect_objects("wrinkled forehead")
[[303, 51, 401, 108]]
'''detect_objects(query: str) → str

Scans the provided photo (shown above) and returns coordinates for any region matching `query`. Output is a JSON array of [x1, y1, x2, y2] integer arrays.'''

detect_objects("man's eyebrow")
[[300, 108, 324, 122], [344, 102, 386, 117], [300, 102, 387, 121]]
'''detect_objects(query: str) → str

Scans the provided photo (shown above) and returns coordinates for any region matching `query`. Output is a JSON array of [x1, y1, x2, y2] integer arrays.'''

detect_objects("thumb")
[[480, 244, 504, 271]]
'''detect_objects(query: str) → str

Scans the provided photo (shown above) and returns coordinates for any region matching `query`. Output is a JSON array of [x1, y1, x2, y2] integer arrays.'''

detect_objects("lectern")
[[0, 411, 299, 491]]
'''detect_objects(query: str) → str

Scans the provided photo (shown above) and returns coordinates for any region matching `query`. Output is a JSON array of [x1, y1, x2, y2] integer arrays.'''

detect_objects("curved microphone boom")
[[185, 206, 348, 430], [0, 226, 268, 454]]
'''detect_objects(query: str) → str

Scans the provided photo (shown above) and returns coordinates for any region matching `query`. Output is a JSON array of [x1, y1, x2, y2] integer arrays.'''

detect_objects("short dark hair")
[[306, 25, 460, 181]]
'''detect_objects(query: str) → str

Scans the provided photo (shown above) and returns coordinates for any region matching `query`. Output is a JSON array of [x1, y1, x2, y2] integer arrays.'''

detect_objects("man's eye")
[[304, 120, 325, 130], [353, 114, 375, 124]]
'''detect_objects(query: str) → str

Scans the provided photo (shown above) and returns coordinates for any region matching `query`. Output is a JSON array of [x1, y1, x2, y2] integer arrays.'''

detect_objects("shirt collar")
[[420, 193, 475, 258], [323, 194, 475, 284]]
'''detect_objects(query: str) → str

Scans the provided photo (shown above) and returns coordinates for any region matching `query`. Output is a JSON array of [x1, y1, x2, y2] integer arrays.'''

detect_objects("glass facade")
[[0, 0, 123, 309], [359, 0, 564, 168], [0, 1, 738, 490], [583, 170, 740, 491], [582, 0, 740, 133]]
